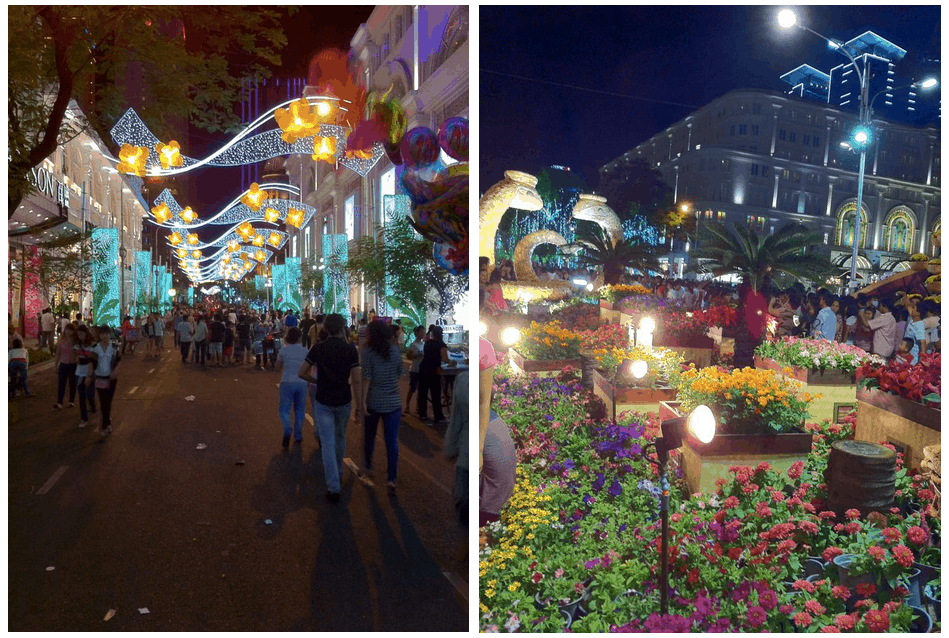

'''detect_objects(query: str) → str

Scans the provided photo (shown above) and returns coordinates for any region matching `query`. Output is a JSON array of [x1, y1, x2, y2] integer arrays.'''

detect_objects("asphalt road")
[[9, 342, 469, 631]]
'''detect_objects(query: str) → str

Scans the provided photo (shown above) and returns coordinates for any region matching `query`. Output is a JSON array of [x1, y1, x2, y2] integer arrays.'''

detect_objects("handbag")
[[95, 376, 111, 389]]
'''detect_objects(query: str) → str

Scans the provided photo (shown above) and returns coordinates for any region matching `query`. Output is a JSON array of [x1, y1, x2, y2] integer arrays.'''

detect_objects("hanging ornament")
[[151, 202, 172, 224], [117, 144, 148, 176], [242, 183, 267, 211], [155, 141, 183, 169]]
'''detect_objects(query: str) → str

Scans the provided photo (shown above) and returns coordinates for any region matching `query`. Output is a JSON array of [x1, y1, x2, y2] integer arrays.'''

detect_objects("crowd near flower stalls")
[[480, 284, 941, 633]]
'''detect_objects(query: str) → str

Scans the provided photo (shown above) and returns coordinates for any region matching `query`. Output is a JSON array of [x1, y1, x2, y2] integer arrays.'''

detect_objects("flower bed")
[[577, 322, 629, 354], [481, 366, 942, 632], [588, 346, 684, 418], [509, 321, 583, 376]]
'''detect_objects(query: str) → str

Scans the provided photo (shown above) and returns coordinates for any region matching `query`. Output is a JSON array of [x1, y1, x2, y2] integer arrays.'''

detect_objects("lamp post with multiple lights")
[[778, 8, 937, 293]]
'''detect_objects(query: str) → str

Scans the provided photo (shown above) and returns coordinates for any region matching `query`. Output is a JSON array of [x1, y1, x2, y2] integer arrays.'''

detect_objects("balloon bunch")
[[395, 117, 469, 276]]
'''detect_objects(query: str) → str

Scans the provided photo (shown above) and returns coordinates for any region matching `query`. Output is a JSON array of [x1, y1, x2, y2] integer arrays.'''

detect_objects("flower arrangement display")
[[576, 322, 629, 352], [658, 310, 709, 344], [481, 363, 940, 633], [547, 301, 602, 332], [910, 253, 930, 262], [598, 284, 652, 302], [755, 337, 871, 374], [591, 345, 683, 386], [675, 366, 814, 435], [696, 303, 739, 330], [515, 321, 583, 361], [858, 352, 941, 405]]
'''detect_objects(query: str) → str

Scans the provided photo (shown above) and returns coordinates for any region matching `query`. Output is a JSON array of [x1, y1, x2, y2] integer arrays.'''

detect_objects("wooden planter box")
[[754, 356, 858, 424], [855, 388, 941, 471], [659, 401, 814, 495], [708, 327, 736, 356], [591, 367, 677, 418], [509, 348, 583, 378], [599, 299, 621, 325], [655, 334, 714, 368]]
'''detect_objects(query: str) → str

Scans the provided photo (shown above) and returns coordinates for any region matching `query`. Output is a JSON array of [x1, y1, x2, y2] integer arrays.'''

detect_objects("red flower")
[[777, 539, 797, 554], [868, 545, 887, 561], [831, 585, 850, 600], [787, 461, 805, 479], [918, 488, 934, 501], [728, 547, 742, 560], [531, 571, 544, 584], [844, 522, 862, 534], [688, 568, 700, 584], [881, 527, 901, 543], [834, 614, 856, 630], [845, 508, 861, 520], [822, 546, 844, 563], [745, 606, 767, 628], [759, 589, 779, 610], [820, 627, 841, 633], [864, 609, 890, 632], [793, 612, 813, 628], [854, 582, 876, 597], [892, 544, 914, 568], [742, 483, 760, 494], [798, 520, 819, 534], [804, 600, 826, 615], [792, 579, 816, 593], [771, 491, 786, 503], [818, 511, 836, 520], [723, 496, 739, 509], [883, 601, 902, 613], [756, 462, 772, 473], [907, 526, 928, 545]]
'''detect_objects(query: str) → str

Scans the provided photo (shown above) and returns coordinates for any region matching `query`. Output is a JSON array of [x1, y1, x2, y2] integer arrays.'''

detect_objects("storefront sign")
[[28, 166, 69, 210]]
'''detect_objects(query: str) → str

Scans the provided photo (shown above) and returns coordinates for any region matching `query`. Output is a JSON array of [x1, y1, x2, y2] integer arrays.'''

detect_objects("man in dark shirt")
[[299, 312, 315, 349], [236, 315, 251, 366], [208, 314, 226, 367], [298, 313, 360, 502], [418, 325, 449, 425]]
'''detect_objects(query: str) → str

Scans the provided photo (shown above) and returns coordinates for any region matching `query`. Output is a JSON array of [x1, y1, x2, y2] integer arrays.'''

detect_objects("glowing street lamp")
[[499, 326, 521, 347]]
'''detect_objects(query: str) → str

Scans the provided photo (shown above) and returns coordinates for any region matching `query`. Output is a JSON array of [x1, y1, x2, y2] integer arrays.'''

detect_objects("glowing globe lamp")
[[499, 326, 521, 347], [850, 125, 873, 151], [631, 359, 648, 379]]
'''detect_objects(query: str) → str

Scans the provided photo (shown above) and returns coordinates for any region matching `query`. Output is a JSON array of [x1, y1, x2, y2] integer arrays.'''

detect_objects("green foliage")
[[27, 348, 54, 365], [574, 225, 660, 285], [8, 6, 293, 217]]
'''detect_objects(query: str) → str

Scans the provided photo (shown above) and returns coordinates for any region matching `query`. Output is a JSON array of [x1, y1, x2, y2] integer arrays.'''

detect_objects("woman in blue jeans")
[[360, 320, 405, 494], [274, 327, 308, 447]]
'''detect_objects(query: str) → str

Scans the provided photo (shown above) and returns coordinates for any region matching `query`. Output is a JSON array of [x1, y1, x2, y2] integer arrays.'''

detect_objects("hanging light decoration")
[[252, 233, 265, 247], [268, 232, 282, 247], [180, 206, 198, 223], [241, 183, 267, 211], [151, 202, 172, 224], [286, 207, 305, 229], [254, 249, 267, 262], [264, 207, 280, 224], [191, 249, 202, 259], [155, 141, 183, 169], [116, 144, 148, 176], [176, 248, 188, 258], [168, 231, 183, 245], [227, 240, 241, 252], [274, 98, 319, 144], [313, 100, 334, 119], [237, 221, 255, 240], [312, 136, 337, 164], [186, 233, 200, 245]]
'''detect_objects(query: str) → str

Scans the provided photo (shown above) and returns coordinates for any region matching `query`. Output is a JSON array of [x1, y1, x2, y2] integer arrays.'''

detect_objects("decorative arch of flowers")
[[834, 199, 870, 249], [882, 206, 918, 254]]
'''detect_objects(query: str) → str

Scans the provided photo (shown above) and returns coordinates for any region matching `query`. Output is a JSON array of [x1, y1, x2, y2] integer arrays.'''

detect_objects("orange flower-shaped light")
[[169, 232, 183, 246], [191, 249, 202, 259], [312, 136, 337, 163], [237, 221, 255, 240], [264, 207, 280, 224], [222, 255, 231, 265], [227, 240, 240, 252], [268, 232, 282, 247], [254, 250, 267, 262], [176, 248, 188, 258], [151, 202, 172, 224], [180, 206, 198, 223], [242, 183, 267, 211], [313, 100, 334, 119], [286, 207, 305, 229], [117, 144, 148, 176], [274, 98, 319, 144], [251, 234, 265, 247], [155, 141, 183, 170], [345, 147, 374, 160], [186, 233, 199, 246], [243, 261, 254, 271]]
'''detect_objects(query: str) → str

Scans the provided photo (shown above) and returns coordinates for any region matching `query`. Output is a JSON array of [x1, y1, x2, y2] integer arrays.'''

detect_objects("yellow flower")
[[508, 582, 521, 592], [484, 589, 496, 598]]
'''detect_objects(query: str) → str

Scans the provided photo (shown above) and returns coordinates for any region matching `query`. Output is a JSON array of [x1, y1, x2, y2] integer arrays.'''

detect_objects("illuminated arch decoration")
[[882, 206, 917, 254], [149, 184, 312, 229], [162, 273, 173, 312], [109, 96, 385, 178], [91, 228, 120, 327], [513, 230, 570, 284], [840, 255, 873, 271], [834, 199, 870, 249], [572, 194, 623, 247], [187, 286, 194, 306], [479, 170, 544, 264], [323, 234, 350, 318]]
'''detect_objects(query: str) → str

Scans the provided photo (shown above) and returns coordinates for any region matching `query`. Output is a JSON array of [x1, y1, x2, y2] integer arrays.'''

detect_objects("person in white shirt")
[[40, 308, 56, 351], [91, 325, 121, 437]]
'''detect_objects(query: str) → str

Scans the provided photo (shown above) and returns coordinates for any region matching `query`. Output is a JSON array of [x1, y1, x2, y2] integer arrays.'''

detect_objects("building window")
[[752, 103, 761, 114], [803, 134, 810, 145], [751, 164, 759, 176], [779, 129, 786, 141], [344, 194, 355, 240], [380, 166, 396, 225], [716, 211, 726, 222], [813, 136, 820, 148], [751, 124, 759, 136], [762, 166, 771, 178], [730, 125, 735, 136], [789, 131, 797, 142], [739, 124, 747, 135], [304, 227, 311, 259]]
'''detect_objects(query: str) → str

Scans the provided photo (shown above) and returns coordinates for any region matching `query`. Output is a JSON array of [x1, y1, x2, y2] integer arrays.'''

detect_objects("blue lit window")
[[739, 124, 747, 135], [813, 136, 820, 148], [803, 134, 810, 145], [789, 131, 797, 142], [779, 129, 786, 141]]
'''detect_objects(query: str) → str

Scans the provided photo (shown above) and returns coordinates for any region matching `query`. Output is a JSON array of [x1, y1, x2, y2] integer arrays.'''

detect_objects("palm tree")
[[693, 221, 834, 368], [572, 225, 660, 285]]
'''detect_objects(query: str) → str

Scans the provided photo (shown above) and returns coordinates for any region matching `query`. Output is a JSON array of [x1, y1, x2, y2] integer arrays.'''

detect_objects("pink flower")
[[854, 582, 876, 597], [845, 508, 861, 520], [798, 520, 819, 534], [831, 585, 850, 600], [745, 606, 767, 628], [792, 579, 816, 593], [907, 526, 928, 545], [787, 461, 804, 480], [844, 522, 862, 534], [892, 544, 914, 568], [804, 600, 826, 615], [834, 614, 856, 630], [554, 568, 565, 578], [793, 612, 813, 628], [758, 589, 778, 610], [723, 496, 739, 509], [864, 609, 890, 632], [881, 527, 901, 543], [822, 546, 844, 563], [820, 627, 841, 633], [868, 545, 887, 562]]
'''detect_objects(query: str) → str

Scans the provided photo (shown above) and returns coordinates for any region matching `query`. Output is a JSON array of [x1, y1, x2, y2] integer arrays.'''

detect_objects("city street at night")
[[9, 346, 468, 631]]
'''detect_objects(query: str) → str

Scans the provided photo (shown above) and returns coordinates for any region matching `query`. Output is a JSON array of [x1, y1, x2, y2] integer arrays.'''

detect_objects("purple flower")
[[563, 459, 575, 470], [608, 479, 623, 498], [592, 473, 605, 493], [584, 558, 599, 570]]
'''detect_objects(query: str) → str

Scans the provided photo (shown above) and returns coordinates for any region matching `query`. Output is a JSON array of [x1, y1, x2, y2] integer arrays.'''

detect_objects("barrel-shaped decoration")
[[825, 440, 896, 516]]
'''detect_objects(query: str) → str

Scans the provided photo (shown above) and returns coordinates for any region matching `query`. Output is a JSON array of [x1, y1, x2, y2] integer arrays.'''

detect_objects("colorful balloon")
[[437, 116, 469, 162], [400, 127, 440, 167]]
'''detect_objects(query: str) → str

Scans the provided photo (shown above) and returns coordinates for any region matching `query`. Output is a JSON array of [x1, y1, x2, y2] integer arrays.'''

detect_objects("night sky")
[[480, 5, 940, 191], [184, 6, 373, 233]]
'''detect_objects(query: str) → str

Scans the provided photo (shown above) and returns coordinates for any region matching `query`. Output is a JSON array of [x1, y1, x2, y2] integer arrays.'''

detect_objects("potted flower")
[[597, 284, 652, 324], [910, 253, 930, 270], [509, 321, 583, 376], [590, 346, 683, 418], [856, 354, 940, 470], [925, 274, 940, 294], [755, 337, 871, 423], [663, 366, 814, 494], [927, 257, 941, 275]]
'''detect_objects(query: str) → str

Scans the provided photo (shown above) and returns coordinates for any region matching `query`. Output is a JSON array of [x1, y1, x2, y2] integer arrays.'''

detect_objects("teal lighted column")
[[322, 233, 349, 319], [91, 228, 120, 327], [284, 257, 301, 312]]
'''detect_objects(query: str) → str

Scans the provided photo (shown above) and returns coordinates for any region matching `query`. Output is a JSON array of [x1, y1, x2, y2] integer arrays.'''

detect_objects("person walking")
[[417, 325, 449, 425], [151, 312, 165, 359], [193, 314, 208, 366], [91, 325, 121, 438], [74, 325, 97, 426], [236, 314, 251, 365], [299, 312, 314, 349], [40, 307, 56, 352], [222, 318, 235, 365], [9, 338, 35, 398], [208, 313, 225, 367], [298, 313, 360, 503], [53, 323, 79, 409], [177, 313, 193, 363], [444, 369, 469, 526], [405, 325, 425, 413], [275, 327, 309, 447], [172, 310, 182, 349], [360, 321, 405, 494]]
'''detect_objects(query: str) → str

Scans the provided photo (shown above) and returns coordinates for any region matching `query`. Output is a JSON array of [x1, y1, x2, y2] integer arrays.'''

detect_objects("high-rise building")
[[600, 88, 941, 283], [780, 31, 940, 127]]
